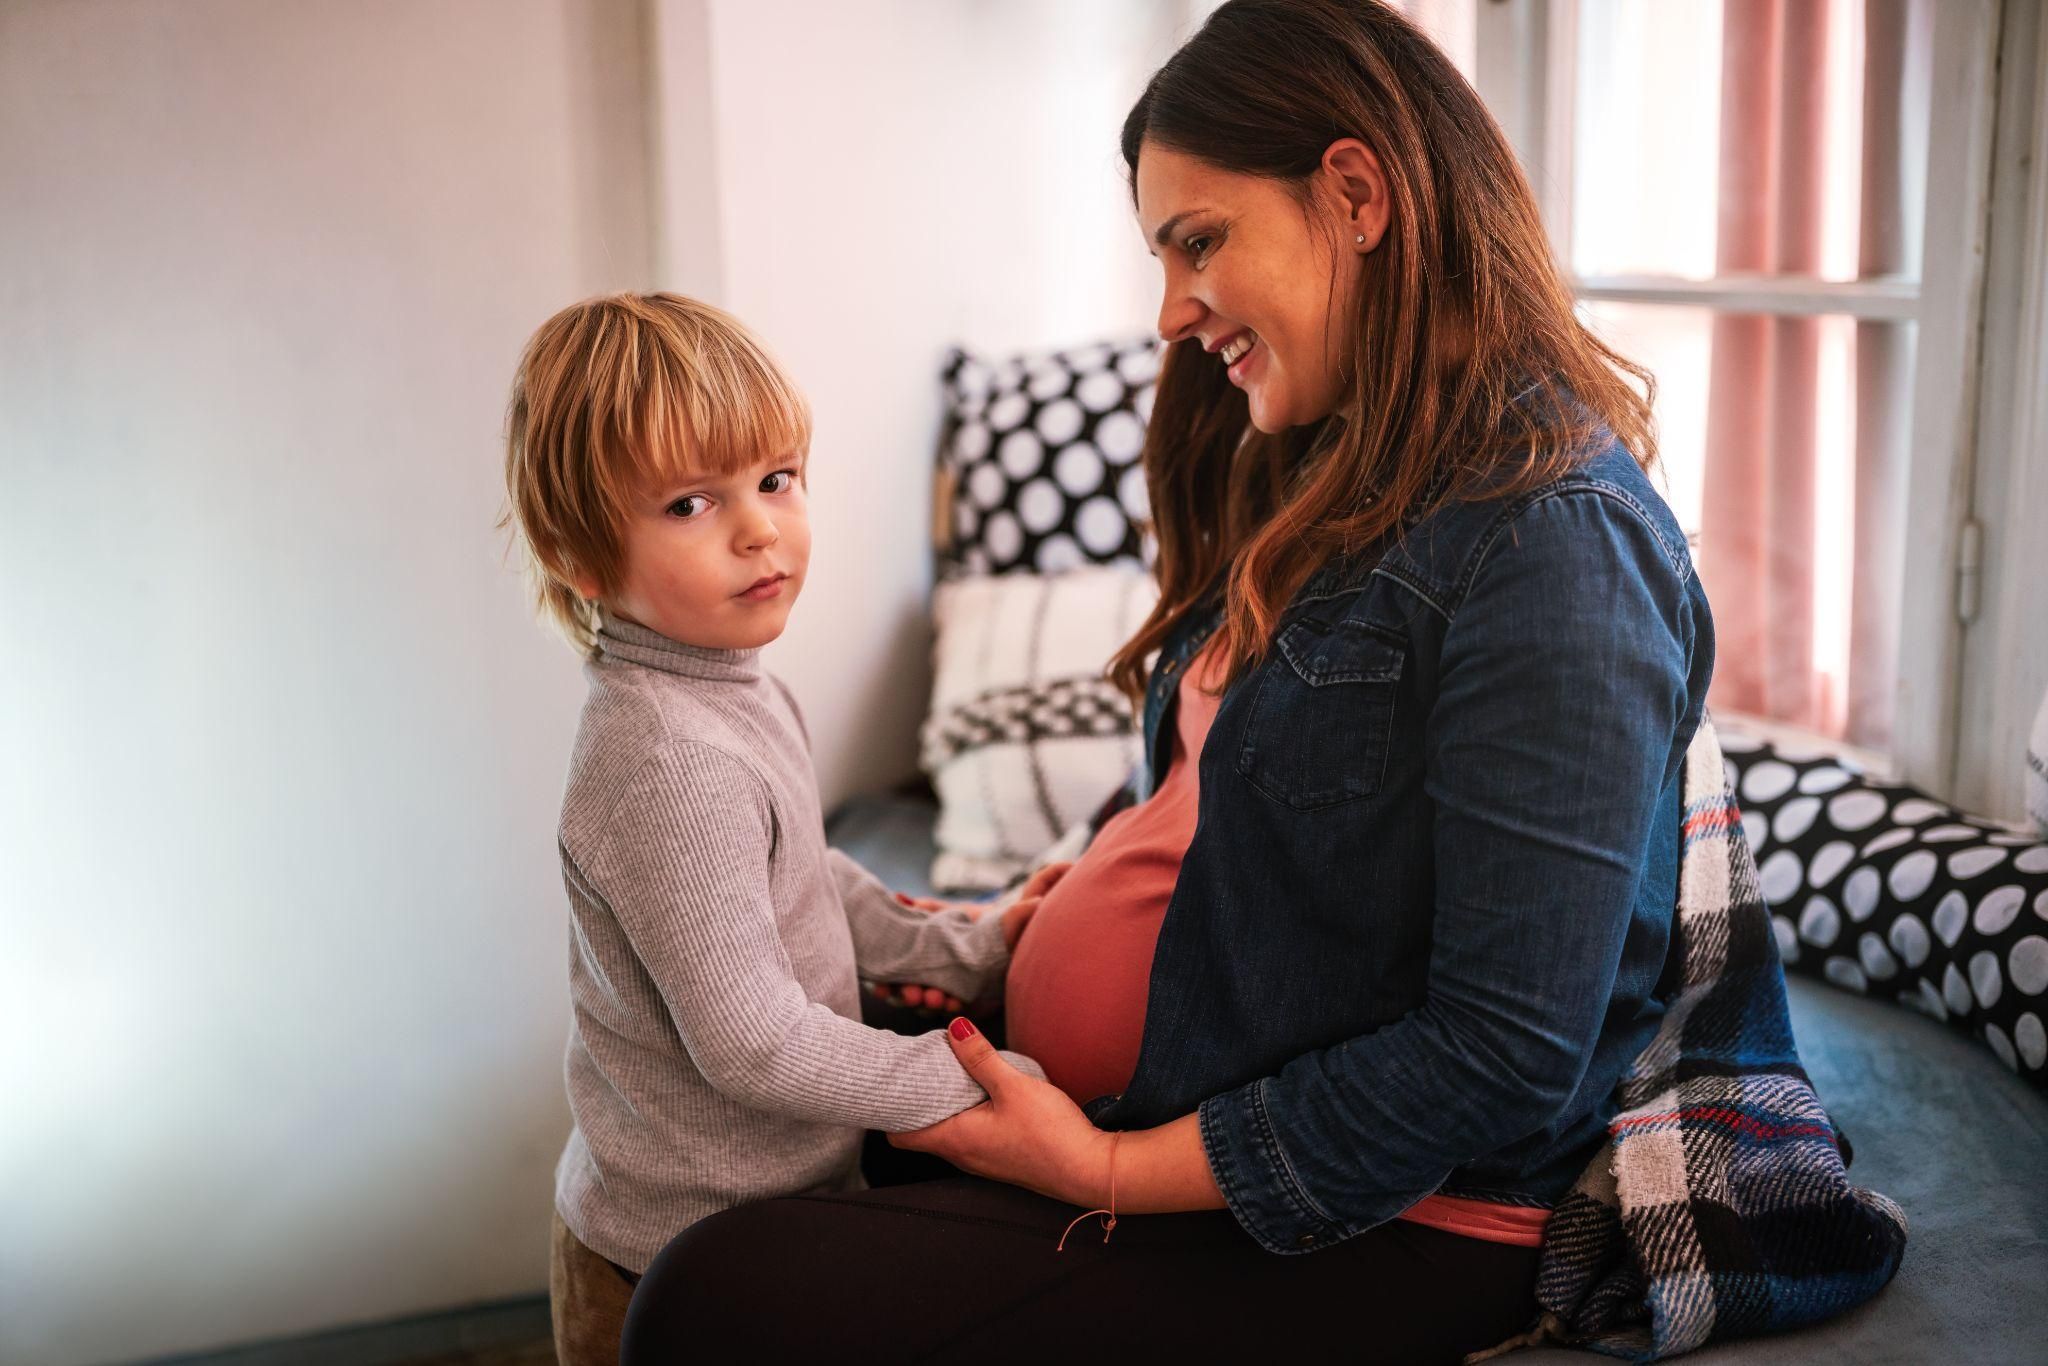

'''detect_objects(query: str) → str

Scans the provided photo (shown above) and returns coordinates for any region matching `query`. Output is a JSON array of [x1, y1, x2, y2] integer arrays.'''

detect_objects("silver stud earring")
[[1355, 234, 1366, 244]]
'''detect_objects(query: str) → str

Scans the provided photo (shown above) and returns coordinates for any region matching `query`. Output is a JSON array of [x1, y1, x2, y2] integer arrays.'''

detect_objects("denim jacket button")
[[1297, 1233, 1317, 1248]]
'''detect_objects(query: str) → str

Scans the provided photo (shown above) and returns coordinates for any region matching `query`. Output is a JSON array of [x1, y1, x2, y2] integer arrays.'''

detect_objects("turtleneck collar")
[[595, 607, 763, 684]]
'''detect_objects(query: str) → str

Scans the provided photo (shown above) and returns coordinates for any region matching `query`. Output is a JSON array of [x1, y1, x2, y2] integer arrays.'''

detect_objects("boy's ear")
[[570, 573, 602, 601]]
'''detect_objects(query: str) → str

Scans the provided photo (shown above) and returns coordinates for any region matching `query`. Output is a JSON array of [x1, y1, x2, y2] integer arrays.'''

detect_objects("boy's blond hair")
[[502, 292, 811, 655]]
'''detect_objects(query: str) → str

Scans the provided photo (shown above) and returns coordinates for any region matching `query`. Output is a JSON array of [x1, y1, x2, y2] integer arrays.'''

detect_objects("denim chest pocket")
[[1236, 617, 1405, 810]]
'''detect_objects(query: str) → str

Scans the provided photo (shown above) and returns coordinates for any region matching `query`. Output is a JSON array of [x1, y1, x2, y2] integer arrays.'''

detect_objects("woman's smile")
[[1216, 330, 1260, 385]]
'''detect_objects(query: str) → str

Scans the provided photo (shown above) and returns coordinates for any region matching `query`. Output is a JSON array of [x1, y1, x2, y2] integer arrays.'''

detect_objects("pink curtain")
[[1700, 0, 1831, 731], [1848, 0, 1919, 752], [1702, 0, 1923, 747]]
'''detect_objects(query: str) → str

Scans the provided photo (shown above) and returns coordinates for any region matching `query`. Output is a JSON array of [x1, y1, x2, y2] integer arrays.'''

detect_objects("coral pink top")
[[1004, 639, 1550, 1248], [1005, 641, 1231, 1107]]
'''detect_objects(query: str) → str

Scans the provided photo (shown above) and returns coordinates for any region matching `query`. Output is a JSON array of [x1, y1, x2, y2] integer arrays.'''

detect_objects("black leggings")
[[620, 1170, 1540, 1364]]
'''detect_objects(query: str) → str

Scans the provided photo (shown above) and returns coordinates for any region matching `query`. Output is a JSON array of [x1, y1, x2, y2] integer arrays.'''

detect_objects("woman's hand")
[[867, 980, 966, 1013], [1012, 859, 1076, 904], [991, 859, 1073, 950], [892, 889, 970, 916], [892, 860, 1073, 924], [890, 1018, 1115, 1209]]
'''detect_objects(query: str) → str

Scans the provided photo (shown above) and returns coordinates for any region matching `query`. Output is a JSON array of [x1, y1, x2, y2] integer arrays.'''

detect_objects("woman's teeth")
[[1220, 334, 1255, 366]]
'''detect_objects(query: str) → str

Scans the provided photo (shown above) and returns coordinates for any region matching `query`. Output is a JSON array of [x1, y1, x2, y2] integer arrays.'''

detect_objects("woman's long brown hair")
[[1107, 0, 1657, 701]]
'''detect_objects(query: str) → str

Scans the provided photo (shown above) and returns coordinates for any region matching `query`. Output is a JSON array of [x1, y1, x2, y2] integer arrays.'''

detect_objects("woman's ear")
[[1321, 138, 1391, 252]]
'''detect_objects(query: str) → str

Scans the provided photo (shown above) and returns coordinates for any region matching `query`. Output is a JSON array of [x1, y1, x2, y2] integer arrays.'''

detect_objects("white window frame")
[[1951, 0, 2048, 820], [1472, 0, 2026, 811]]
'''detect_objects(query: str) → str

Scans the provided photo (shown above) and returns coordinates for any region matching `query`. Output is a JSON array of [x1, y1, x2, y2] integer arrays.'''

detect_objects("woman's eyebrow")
[[1152, 209, 1212, 246]]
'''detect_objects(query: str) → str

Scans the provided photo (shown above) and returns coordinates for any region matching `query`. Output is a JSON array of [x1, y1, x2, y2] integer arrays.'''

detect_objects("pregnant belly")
[[1010, 845, 1556, 1251], [1002, 818, 1183, 1105]]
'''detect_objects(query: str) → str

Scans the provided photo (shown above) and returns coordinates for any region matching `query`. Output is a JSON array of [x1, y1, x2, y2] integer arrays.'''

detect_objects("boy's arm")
[[773, 673, 1015, 1001], [578, 743, 1042, 1133], [826, 850, 1013, 1003]]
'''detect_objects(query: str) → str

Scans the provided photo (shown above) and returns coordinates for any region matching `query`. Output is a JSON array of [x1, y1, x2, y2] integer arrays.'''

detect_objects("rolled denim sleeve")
[[1199, 488, 1697, 1253]]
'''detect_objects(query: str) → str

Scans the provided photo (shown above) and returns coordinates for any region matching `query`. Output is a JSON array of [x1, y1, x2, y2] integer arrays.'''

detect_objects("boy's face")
[[597, 452, 811, 651]]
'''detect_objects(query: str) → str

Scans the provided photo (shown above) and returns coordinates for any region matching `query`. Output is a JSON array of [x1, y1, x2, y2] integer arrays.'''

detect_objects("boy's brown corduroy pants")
[[550, 1211, 640, 1366]]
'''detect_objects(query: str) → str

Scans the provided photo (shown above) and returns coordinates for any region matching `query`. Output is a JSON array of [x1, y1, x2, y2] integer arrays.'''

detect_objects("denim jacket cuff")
[[1198, 1080, 1349, 1255]]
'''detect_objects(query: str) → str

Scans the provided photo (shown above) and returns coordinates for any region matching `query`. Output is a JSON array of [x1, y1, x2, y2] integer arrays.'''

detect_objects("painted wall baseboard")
[[135, 1295, 551, 1366]]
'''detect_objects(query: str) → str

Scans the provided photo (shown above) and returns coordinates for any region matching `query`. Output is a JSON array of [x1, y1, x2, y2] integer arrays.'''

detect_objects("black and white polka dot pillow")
[[1720, 728, 2048, 1089], [937, 338, 1157, 578]]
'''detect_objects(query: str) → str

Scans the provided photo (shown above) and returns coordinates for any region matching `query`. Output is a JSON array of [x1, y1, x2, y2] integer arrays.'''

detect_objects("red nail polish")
[[948, 1017, 977, 1041]]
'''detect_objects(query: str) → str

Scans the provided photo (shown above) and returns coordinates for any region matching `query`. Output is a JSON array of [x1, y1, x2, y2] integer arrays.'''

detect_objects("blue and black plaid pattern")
[[1533, 716, 1909, 1361]]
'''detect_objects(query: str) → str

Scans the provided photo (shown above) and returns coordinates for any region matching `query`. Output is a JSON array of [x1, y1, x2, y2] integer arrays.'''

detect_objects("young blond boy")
[[503, 293, 1042, 1365]]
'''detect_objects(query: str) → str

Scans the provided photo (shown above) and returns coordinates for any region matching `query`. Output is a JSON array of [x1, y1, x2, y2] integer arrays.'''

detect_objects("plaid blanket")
[[1526, 715, 1909, 1360]]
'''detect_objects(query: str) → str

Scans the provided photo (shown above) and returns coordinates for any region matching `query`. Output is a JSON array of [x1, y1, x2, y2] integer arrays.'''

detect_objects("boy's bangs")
[[632, 336, 811, 492]]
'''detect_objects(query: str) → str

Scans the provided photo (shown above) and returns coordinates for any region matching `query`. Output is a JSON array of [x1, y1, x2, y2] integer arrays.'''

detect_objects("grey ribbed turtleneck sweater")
[[553, 610, 1040, 1272]]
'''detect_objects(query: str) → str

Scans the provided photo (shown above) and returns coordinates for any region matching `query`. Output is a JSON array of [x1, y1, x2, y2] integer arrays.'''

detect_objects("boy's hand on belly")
[[874, 860, 1072, 1008]]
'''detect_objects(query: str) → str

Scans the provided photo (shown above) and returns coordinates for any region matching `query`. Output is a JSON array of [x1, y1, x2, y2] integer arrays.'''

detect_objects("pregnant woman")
[[626, 2, 1712, 1359]]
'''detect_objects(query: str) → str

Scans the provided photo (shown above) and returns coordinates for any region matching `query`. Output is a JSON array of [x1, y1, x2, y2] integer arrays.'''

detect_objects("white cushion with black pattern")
[[920, 565, 1158, 892], [937, 338, 1158, 578], [1720, 724, 2048, 1089]]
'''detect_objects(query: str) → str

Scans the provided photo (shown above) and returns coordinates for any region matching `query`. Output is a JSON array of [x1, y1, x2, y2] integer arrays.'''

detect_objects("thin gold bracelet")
[[1056, 1132, 1122, 1251]]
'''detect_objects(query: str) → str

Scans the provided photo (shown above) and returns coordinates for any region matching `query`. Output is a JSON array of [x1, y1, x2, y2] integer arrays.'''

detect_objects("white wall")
[[0, 1, 1178, 1362], [0, 2, 647, 1362], [687, 0, 1174, 807]]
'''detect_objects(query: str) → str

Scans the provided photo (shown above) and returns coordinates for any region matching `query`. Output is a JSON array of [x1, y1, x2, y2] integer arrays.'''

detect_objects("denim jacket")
[[1088, 438, 1714, 1255]]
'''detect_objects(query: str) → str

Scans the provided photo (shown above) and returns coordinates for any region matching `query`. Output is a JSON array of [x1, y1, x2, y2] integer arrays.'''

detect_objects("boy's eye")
[[760, 469, 797, 494], [667, 495, 709, 520]]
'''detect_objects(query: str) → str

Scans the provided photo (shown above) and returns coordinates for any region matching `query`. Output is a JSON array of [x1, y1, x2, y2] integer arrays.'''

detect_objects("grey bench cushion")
[[826, 792, 2048, 1361], [826, 790, 946, 900]]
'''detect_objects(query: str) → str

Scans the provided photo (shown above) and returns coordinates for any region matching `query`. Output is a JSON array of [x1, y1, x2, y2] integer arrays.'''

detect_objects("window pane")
[[1571, 0, 1725, 278], [1579, 301, 1714, 535], [1563, 0, 1938, 755], [1585, 300, 1915, 750], [1570, 0, 1928, 285]]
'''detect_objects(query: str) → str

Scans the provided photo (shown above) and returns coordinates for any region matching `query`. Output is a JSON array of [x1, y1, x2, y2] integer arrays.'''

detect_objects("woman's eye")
[[1185, 234, 1217, 266], [667, 495, 708, 519], [760, 470, 796, 494]]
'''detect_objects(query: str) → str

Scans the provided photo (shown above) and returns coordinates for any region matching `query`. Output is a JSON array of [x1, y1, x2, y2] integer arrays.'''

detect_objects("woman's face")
[[1135, 140, 1385, 433]]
